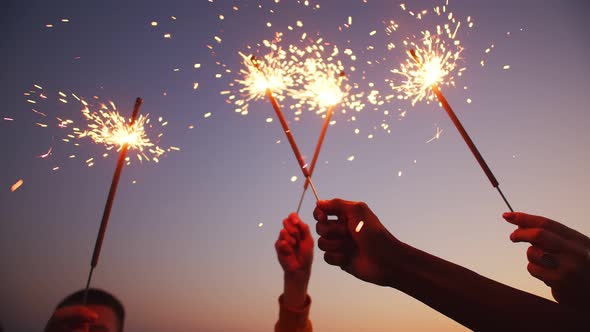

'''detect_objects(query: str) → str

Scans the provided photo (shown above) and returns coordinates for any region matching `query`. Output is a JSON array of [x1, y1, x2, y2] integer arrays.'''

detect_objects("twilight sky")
[[1, 0, 590, 331]]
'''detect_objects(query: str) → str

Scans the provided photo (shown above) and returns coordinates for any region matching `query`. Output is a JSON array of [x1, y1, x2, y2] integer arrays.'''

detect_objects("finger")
[[295, 219, 312, 240], [527, 262, 561, 287], [313, 206, 327, 223], [323, 252, 349, 266], [316, 220, 348, 238], [510, 227, 566, 252], [503, 212, 580, 240], [283, 216, 300, 239], [276, 240, 294, 256], [527, 245, 559, 269], [316, 198, 351, 217], [318, 237, 350, 252], [279, 229, 296, 246]]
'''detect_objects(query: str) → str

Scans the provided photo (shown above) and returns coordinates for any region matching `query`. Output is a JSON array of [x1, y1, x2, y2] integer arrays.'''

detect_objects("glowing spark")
[[151, 21, 158, 27], [258, 222, 264, 228], [290, 175, 297, 182], [37, 147, 53, 158], [426, 127, 443, 143], [10, 179, 24, 192]]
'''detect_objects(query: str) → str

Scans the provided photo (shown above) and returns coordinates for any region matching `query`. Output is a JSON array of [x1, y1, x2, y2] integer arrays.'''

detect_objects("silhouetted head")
[[57, 288, 125, 332]]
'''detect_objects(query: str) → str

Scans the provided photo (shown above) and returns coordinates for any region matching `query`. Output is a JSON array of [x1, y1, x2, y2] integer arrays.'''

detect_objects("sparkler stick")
[[296, 104, 334, 213], [83, 97, 143, 303], [409, 50, 513, 212], [251, 56, 320, 203]]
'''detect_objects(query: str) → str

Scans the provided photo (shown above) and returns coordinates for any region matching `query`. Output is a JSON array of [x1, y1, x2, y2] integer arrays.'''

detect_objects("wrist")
[[283, 270, 310, 308], [382, 240, 416, 290]]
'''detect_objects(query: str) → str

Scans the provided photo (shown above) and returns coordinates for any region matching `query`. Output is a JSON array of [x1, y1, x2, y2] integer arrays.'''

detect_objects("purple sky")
[[1, 0, 590, 331]]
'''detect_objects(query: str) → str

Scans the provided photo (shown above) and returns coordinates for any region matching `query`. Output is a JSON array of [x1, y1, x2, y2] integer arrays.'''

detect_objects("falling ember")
[[347, 155, 355, 161], [37, 147, 53, 158], [10, 179, 24, 192], [426, 127, 443, 143], [502, 65, 510, 70], [290, 175, 297, 182], [258, 222, 264, 228]]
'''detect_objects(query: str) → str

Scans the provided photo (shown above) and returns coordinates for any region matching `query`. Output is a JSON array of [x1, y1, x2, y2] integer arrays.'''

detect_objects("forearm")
[[283, 272, 310, 308], [390, 243, 588, 331], [276, 272, 313, 332]]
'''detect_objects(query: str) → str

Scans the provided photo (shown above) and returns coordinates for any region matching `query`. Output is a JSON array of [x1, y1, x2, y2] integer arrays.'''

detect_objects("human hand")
[[44, 305, 98, 332], [503, 212, 590, 308], [275, 213, 314, 308], [313, 199, 405, 287], [275, 213, 314, 277]]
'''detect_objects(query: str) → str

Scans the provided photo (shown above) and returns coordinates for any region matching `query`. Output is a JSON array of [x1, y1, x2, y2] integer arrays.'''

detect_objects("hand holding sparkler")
[[503, 212, 590, 309], [314, 198, 588, 330]]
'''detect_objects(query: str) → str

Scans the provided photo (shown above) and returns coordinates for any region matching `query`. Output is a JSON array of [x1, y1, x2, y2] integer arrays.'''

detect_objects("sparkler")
[[295, 71, 345, 213], [251, 55, 320, 202], [83, 97, 143, 303], [407, 49, 513, 211], [21, 86, 172, 170], [387, 1, 512, 211], [296, 104, 334, 213]]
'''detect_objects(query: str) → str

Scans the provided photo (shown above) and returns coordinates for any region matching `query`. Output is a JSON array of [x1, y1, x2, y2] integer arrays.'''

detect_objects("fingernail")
[[503, 212, 515, 221]]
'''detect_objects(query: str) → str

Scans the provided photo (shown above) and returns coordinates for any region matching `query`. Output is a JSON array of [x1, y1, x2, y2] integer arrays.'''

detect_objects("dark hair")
[[57, 288, 125, 331]]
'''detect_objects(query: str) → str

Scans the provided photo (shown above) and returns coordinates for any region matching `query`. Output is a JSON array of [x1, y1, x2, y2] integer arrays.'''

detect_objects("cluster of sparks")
[[227, 33, 367, 122], [21, 85, 176, 171], [75, 101, 169, 164], [387, 1, 471, 106]]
